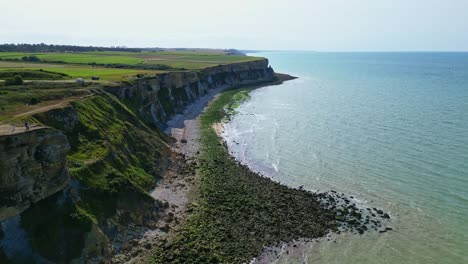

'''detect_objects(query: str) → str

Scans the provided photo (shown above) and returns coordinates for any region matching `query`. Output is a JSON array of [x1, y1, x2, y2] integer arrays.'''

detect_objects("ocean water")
[[222, 52, 468, 263]]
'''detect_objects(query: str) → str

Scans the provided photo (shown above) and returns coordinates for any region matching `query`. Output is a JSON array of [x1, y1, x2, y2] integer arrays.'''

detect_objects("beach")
[[147, 74, 391, 263]]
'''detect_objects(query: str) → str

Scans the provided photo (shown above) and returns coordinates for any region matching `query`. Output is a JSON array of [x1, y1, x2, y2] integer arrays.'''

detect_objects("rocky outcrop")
[[0, 127, 70, 221], [104, 59, 275, 126]]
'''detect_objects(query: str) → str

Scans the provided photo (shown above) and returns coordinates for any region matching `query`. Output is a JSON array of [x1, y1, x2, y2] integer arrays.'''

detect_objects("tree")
[[29, 97, 40, 105], [21, 55, 41, 62]]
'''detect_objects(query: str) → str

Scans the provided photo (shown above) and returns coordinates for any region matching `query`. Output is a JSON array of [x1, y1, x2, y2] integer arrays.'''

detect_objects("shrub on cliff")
[[5, 75, 23, 86], [29, 97, 40, 105]]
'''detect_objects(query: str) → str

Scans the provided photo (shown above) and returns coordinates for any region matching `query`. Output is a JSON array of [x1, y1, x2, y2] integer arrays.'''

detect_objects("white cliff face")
[[0, 127, 70, 221], [104, 59, 275, 127]]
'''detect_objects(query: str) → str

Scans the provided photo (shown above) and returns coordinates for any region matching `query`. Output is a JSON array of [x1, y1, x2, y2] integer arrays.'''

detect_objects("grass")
[[0, 61, 157, 81], [0, 69, 68, 80], [19, 90, 172, 262], [0, 82, 92, 122], [141, 60, 220, 70], [139, 52, 262, 69], [0, 51, 264, 71], [34, 92, 169, 194], [151, 87, 338, 263], [0, 52, 144, 65]]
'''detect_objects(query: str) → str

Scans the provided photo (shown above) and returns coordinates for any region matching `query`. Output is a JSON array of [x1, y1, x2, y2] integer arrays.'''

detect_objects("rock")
[[0, 127, 70, 221], [335, 215, 345, 221], [81, 224, 112, 261], [160, 224, 170, 232]]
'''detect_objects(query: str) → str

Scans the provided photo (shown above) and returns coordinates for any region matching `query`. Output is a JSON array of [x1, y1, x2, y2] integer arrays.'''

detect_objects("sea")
[[222, 52, 468, 264]]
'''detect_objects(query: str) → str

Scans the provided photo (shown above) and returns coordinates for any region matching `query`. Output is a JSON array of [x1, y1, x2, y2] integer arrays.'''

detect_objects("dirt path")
[[12, 94, 93, 119], [0, 124, 45, 136]]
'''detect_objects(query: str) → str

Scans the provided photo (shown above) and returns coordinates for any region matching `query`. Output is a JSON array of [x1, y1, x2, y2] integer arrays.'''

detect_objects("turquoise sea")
[[222, 52, 468, 263]]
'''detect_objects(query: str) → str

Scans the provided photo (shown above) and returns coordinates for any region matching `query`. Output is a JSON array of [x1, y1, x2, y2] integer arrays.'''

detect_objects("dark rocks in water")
[[351, 211, 362, 219], [382, 213, 390, 219], [376, 209, 384, 215], [377, 227, 393, 234]]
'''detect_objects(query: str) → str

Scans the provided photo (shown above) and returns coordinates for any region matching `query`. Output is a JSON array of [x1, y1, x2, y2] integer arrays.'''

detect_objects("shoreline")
[[110, 75, 293, 262], [148, 74, 391, 263], [210, 82, 394, 263]]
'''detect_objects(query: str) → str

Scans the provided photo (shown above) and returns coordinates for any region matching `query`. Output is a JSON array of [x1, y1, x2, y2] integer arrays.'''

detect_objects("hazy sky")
[[1, 0, 467, 51]]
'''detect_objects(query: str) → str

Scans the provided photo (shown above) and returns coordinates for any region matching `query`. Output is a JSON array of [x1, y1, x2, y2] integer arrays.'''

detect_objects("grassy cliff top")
[[0, 50, 263, 76], [0, 50, 264, 123]]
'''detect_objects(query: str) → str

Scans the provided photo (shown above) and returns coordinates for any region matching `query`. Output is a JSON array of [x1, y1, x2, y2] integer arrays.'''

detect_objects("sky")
[[1, 0, 467, 51]]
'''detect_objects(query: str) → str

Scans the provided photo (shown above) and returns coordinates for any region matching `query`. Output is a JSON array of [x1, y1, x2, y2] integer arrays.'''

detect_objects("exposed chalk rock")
[[0, 127, 70, 221]]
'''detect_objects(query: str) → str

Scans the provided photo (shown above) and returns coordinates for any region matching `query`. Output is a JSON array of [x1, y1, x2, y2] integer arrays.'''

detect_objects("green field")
[[0, 61, 157, 81], [0, 51, 263, 70], [0, 52, 143, 65], [0, 50, 264, 121]]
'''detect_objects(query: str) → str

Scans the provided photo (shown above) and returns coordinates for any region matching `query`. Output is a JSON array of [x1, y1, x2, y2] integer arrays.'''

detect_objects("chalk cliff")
[[0, 127, 69, 221], [105, 59, 275, 126]]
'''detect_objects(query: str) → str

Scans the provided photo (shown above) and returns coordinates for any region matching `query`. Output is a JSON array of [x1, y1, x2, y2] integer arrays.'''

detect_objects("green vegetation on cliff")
[[21, 192, 94, 262], [0, 82, 91, 121], [34, 91, 168, 215], [19, 90, 171, 262], [152, 88, 338, 263], [0, 60, 157, 81]]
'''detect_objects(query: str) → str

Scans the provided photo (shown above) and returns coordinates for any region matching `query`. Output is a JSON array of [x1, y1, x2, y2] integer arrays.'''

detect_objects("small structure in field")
[[76, 78, 84, 83], [91, 76, 100, 81]]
